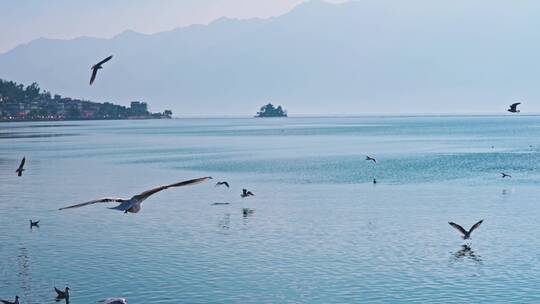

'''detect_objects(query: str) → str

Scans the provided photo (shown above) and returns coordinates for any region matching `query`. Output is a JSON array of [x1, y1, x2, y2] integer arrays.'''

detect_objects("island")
[[0, 79, 173, 121], [255, 103, 287, 118]]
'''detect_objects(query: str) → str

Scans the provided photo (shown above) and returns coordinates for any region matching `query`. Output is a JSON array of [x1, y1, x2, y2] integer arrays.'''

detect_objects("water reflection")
[[0, 132, 78, 139], [242, 208, 255, 218], [218, 213, 230, 230], [18, 247, 31, 303], [211, 202, 230, 206], [451, 244, 483, 264]]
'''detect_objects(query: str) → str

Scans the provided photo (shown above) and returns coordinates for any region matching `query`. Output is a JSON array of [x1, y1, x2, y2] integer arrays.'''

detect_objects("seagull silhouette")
[[241, 189, 255, 198], [216, 181, 230, 188], [54, 287, 69, 300], [0, 296, 19, 304], [448, 220, 483, 240], [15, 157, 25, 177], [98, 298, 128, 304], [29, 220, 40, 228], [501, 172, 511, 178], [90, 55, 113, 85], [59, 177, 212, 214], [366, 156, 377, 163], [508, 102, 521, 113]]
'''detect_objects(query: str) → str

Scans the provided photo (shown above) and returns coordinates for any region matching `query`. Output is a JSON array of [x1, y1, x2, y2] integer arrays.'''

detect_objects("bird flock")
[[3, 55, 260, 303], [2, 54, 524, 303]]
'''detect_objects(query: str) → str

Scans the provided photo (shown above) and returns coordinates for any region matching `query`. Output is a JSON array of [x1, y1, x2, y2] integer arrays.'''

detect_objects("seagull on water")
[[0, 296, 19, 304], [508, 102, 521, 113], [449, 220, 484, 240], [30, 220, 40, 228], [98, 298, 127, 304], [59, 177, 212, 214], [366, 156, 376, 163], [15, 157, 25, 177], [216, 181, 230, 188], [501, 172, 512, 178], [90, 55, 113, 85], [241, 189, 255, 198], [54, 287, 69, 300]]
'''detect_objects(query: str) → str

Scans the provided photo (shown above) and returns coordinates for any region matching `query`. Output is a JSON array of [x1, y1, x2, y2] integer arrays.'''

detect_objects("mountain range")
[[0, 0, 539, 115]]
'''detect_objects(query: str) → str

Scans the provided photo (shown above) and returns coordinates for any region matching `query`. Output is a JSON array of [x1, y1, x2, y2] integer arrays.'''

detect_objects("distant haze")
[[0, 0, 538, 116]]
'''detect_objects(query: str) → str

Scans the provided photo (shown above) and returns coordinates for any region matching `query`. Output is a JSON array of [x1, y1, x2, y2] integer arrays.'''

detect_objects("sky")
[[0, 0, 331, 53]]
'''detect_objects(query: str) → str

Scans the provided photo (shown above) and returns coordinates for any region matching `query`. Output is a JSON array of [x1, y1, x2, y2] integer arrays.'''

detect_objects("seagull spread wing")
[[0, 300, 14, 304], [54, 287, 64, 296], [132, 176, 212, 201], [59, 198, 126, 210], [468, 219, 483, 234], [96, 55, 113, 67], [448, 222, 468, 236], [89, 68, 99, 85], [18, 157, 25, 170]]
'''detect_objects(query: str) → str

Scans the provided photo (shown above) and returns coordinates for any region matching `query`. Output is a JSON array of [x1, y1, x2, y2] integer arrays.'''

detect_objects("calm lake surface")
[[2, 116, 540, 303]]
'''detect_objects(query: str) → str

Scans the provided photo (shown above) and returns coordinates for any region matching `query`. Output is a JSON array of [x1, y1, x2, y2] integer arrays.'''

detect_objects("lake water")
[[2, 116, 540, 303]]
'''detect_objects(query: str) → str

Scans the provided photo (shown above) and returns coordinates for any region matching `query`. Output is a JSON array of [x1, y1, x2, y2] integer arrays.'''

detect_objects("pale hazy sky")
[[0, 0, 346, 53]]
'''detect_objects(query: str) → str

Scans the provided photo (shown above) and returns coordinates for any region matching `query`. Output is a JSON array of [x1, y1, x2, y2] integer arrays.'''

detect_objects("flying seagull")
[[216, 181, 230, 188], [508, 102, 521, 113], [29, 220, 40, 228], [241, 189, 255, 198], [90, 55, 113, 85], [15, 157, 25, 177], [0, 296, 19, 304], [98, 298, 128, 304], [59, 177, 212, 214], [501, 172, 512, 178], [54, 287, 69, 300], [366, 156, 377, 163], [448, 220, 484, 240]]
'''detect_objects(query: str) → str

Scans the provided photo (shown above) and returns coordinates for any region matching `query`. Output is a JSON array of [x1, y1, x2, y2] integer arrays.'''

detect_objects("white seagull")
[[59, 177, 212, 214]]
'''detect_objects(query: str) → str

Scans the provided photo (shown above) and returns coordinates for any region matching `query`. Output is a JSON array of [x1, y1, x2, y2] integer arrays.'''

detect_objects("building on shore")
[[0, 79, 172, 121]]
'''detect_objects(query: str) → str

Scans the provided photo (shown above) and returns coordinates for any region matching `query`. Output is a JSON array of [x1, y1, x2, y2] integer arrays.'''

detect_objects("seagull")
[[59, 177, 212, 214], [366, 156, 377, 163], [0, 296, 19, 304], [501, 172, 512, 178], [241, 189, 255, 198], [448, 220, 484, 240], [29, 220, 40, 228], [508, 102, 521, 113], [15, 157, 25, 177], [98, 298, 127, 304], [216, 181, 230, 188], [90, 55, 113, 85], [373, 178, 377, 184], [54, 287, 69, 300]]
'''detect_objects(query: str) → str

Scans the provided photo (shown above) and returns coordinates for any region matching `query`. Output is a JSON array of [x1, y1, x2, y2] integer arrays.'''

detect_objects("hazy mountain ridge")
[[0, 0, 538, 115]]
